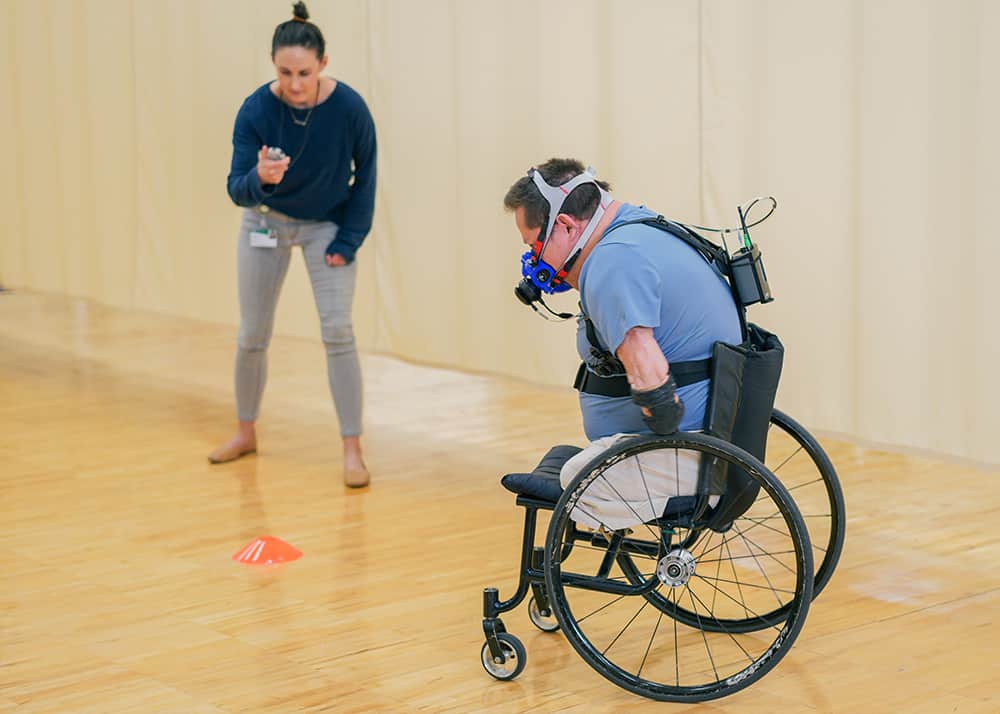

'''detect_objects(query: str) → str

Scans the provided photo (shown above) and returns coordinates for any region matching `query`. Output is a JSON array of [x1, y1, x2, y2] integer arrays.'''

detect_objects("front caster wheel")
[[528, 596, 560, 632], [481, 632, 527, 680]]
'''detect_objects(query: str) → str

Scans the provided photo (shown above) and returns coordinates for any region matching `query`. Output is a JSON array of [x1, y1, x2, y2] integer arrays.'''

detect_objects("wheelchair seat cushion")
[[500, 444, 583, 503]]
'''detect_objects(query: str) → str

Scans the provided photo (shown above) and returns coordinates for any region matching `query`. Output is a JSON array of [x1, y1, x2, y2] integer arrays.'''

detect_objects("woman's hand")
[[325, 253, 347, 267], [256, 145, 290, 185]]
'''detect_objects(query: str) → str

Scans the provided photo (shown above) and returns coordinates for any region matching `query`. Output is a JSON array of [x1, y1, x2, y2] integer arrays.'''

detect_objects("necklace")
[[282, 79, 322, 127]]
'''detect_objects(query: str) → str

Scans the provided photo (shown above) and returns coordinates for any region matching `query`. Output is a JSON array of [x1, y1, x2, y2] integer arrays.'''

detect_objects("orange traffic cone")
[[232, 536, 302, 565]]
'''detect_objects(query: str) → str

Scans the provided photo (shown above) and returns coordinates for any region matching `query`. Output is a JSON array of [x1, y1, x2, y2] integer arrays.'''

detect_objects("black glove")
[[631, 373, 685, 435]]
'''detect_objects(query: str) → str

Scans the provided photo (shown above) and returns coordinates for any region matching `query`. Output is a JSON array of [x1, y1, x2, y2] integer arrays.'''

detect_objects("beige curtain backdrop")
[[1, 0, 997, 465]]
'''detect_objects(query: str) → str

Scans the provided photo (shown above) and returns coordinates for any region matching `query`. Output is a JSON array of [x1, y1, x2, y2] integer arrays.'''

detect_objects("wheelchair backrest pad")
[[703, 324, 784, 532]]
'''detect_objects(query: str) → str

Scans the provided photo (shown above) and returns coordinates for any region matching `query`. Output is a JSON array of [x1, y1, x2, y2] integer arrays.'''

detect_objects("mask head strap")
[[528, 167, 613, 272]]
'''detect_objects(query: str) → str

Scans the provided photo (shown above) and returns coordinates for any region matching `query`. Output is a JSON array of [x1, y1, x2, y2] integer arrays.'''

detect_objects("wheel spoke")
[[689, 574, 781, 633], [686, 585, 720, 683], [697, 550, 797, 564], [769, 445, 803, 474], [593, 471, 664, 544], [674, 448, 681, 507], [731, 524, 797, 576], [785, 477, 825, 492], [724, 536, 752, 620], [707, 530, 722, 612], [634, 454, 658, 532], [685, 586, 759, 663], [734, 513, 792, 541], [735, 511, 831, 520], [601, 599, 650, 656], [566, 501, 629, 542], [696, 575, 796, 595], [637, 608, 665, 679], [731, 524, 787, 607], [697, 510, 776, 560], [671, 586, 680, 685], [575, 594, 627, 624]]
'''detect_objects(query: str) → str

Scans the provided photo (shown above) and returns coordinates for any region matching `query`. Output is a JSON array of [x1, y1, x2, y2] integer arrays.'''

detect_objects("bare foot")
[[208, 423, 257, 464], [342, 435, 369, 487], [343, 466, 370, 488]]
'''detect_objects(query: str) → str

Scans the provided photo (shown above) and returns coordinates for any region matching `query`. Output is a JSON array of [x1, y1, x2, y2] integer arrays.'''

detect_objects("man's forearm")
[[617, 326, 670, 391]]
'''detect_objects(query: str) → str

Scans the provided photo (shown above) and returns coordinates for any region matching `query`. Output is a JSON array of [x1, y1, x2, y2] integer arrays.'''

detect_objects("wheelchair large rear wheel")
[[616, 409, 846, 633], [544, 433, 813, 703]]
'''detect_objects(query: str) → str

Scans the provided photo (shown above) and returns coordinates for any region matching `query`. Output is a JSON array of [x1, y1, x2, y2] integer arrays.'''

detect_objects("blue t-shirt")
[[577, 204, 742, 440], [226, 81, 377, 263]]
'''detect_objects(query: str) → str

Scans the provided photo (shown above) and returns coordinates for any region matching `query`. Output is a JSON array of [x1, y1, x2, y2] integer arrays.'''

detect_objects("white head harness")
[[529, 166, 613, 270]]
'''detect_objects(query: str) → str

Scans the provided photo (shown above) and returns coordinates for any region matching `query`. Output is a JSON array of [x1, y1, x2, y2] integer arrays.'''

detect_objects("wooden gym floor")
[[1, 291, 997, 713]]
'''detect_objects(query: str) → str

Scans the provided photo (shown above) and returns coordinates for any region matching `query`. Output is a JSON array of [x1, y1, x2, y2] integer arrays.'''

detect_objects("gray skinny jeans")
[[234, 207, 362, 436]]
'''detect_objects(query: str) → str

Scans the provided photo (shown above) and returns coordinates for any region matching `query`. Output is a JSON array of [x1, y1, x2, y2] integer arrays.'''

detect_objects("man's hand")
[[325, 253, 347, 267], [631, 375, 685, 434]]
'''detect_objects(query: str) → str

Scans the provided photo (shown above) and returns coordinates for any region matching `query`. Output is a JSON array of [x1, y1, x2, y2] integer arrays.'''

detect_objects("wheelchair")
[[479, 409, 845, 703]]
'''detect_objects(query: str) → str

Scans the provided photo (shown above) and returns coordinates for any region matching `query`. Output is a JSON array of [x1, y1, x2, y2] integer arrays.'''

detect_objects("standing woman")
[[209, 2, 376, 488]]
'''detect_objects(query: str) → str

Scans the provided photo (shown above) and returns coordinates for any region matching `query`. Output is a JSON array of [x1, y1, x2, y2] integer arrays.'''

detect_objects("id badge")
[[249, 228, 277, 248]]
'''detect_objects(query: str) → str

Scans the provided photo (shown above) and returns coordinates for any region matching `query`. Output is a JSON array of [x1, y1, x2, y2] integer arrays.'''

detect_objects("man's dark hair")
[[503, 158, 612, 231], [272, 2, 326, 59]]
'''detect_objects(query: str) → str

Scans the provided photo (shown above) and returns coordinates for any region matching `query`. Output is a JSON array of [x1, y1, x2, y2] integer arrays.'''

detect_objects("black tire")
[[481, 632, 527, 680], [544, 433, 813, 703]]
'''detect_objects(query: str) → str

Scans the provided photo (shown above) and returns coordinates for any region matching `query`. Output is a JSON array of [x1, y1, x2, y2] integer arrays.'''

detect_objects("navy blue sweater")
[[227, 81, 377, 263]]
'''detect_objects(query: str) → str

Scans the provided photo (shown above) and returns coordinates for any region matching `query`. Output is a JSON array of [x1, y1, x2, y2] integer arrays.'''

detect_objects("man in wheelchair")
[[479, 159, 835, 702], [503, 158, 742, 526]]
